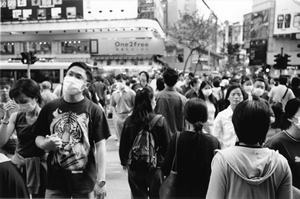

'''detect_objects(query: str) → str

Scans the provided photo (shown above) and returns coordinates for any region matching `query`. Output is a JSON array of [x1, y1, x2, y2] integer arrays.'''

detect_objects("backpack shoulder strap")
[[149, 115, 163, 131], [281, 87, 288, 101]]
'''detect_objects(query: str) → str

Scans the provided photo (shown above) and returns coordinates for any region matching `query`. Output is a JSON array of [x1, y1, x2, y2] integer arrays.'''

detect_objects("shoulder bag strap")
[[171, 132, 180, 172], [149, 115, 163, 131], [281, 87, 288, 102]]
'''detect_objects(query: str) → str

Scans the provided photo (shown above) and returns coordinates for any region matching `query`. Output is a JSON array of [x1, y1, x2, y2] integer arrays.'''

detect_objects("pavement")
[[105, 119, 131, 199]]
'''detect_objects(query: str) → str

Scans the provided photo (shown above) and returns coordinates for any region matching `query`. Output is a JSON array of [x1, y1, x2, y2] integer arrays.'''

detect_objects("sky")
[[199, 0, 253, 23]]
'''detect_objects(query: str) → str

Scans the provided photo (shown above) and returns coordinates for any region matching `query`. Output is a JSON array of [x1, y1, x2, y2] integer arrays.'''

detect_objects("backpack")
[[128, 115, 162, 171]]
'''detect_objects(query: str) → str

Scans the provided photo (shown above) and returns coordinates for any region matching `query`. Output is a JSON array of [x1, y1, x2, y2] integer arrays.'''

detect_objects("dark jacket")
[[161, 131, 220, 198]]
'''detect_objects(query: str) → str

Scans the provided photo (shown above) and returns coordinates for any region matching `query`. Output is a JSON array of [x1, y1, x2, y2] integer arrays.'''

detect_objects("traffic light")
[[29, 51, 38, 64], [20, 51, 38, 64], [297, 44, 300, 58], [266, 65, 271, 73], [21, 52, 29, 64], [273, 54, 283, 69], [283, 54, 291, 68], [177, 53, 184, 62]]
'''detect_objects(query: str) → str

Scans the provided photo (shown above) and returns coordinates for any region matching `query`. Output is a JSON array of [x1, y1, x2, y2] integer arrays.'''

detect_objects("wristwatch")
[[97, 180, 106, 187]]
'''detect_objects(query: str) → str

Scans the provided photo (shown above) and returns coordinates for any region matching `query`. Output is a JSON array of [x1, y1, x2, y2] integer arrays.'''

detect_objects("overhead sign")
[[98, 38, 165, 55], [249, 39, 268, 66], [274, 0, 300, 35], [250, 10, 269, 40]]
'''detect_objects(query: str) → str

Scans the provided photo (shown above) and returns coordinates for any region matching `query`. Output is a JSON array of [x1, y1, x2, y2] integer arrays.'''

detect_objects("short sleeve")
[[33, 105, 51, 137], [92, 106, 111, 143]]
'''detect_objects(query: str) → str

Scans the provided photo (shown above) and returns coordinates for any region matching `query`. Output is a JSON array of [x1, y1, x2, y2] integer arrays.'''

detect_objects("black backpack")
[[128, 115, 162, 171]]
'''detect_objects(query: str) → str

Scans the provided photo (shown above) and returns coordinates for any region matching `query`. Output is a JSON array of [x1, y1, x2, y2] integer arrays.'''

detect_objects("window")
[[23, 42, 51, 54], [61, 40, 90, 54], [0, 43, 15, 55]]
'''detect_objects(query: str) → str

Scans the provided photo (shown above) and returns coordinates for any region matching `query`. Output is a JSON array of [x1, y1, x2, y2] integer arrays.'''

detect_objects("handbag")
[[159, 132, 180, 199]]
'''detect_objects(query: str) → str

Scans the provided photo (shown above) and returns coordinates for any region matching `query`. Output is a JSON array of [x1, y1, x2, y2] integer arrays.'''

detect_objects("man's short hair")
[[279, 75, 288, 85], [115, 73, 128, 81], [41, 81, 51, 90], [253, 77, 265, 85], [68, 62, 94, 83], [190, 77, 199, 87], [162, 67, 179, 87], [232, 98, 270, 144]]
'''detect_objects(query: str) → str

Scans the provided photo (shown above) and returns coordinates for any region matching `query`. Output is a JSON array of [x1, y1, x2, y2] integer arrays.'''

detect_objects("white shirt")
[[212, 106, 237, 149], [268, 84, 295, 109], [204, 100, 216, 134]]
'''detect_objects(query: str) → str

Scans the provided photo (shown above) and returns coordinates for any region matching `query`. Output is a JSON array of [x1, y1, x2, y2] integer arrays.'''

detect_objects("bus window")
[[31, 69, 60, 83]]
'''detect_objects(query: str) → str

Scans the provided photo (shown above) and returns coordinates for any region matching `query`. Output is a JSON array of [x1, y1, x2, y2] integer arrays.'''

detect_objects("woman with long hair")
[[161, 98, 220, 198], [119, 87, 170, 199], [198, 81, 219, 134], [0, 78, 47, 198], [241, 76, 254, 100], [212, 84, 246, 149]]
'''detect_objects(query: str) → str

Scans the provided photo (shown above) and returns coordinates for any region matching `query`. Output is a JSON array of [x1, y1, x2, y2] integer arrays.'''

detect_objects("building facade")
[[0, 0, 166, 83]]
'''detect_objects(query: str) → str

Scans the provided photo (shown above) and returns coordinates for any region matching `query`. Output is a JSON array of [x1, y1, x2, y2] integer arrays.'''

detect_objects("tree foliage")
[[222, 43, 241, 71], [168, 11, 215, 73]]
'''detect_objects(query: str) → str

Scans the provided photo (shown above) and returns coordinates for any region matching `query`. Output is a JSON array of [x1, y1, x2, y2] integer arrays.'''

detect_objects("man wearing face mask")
[[34, 62, 111, 199], [111, 73, 135, 146], [252, 78, 275, 124]]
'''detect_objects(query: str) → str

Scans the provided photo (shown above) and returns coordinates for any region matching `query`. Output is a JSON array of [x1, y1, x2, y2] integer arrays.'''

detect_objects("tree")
[[168, 11, 215, 73], [222, 43, 241, 72]]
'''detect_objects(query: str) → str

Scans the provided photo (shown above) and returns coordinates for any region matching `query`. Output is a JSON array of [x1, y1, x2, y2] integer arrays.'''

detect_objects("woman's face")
[[243, 80, 253, 93], [227, 88, 243, 106], [13, 93, 35, 105]]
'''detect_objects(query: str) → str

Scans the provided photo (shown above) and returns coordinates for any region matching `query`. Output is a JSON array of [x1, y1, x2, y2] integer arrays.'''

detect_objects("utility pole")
[[280, 47, 283, 76], [26, 42, 31, 78]]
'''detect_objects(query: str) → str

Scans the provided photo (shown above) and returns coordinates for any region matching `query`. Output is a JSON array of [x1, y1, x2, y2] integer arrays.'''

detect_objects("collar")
[[164, 86, 176, 91], [223, 106, 233, 117], [117, 86, 130, 93], [0, 153, 10, 163]]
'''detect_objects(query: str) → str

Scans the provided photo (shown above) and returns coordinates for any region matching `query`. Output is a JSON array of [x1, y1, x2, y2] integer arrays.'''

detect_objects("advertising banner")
[[274, 0, 300, 34], [98, 38, 165, 55], [250, 10, 269, 40], [249, 39, 267, 66], [243, 13, 252, 44]]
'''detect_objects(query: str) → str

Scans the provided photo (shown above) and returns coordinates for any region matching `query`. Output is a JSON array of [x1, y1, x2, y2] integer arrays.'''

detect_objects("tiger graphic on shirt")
[[50, 108, 90, 171]]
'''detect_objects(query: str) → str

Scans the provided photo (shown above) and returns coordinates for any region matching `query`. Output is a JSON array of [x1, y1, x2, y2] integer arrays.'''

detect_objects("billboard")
[[243, 13, 252, 46], [274, 0, 300, 35], [250, 10, 269, 40], [249, 39, 267, 66], [97, 38, 165, 55]]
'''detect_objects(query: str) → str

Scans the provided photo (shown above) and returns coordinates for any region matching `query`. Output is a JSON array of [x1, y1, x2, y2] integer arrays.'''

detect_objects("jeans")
[[128, 168, 163, 199], [45, 189, 94, 199]]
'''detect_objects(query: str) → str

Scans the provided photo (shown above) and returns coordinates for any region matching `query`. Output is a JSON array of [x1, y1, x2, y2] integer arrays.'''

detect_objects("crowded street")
[[1, 0, 300, 198]]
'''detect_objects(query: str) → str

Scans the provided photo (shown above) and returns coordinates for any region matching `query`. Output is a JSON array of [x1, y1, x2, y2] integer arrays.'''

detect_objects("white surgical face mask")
[[253, 88, 264, 97], [63, 76, 85, 95], [244, 85, 253, 93], [202, 89, 212, 97], [18, 101, 36, 113]]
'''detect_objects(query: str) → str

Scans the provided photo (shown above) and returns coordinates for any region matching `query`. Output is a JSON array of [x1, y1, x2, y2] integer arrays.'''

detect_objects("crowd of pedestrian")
[[1, 62, 300, 199]]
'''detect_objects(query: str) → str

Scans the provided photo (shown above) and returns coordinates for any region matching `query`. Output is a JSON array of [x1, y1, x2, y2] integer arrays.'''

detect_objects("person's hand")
[[123, 166, 128, 172], [44, 133, 62, 151], [3, 100, 18, 120], [94, 184, 106, 199]]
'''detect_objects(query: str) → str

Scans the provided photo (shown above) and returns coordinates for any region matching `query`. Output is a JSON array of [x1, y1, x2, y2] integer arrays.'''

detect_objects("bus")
[[0, 61, 72, 89]]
